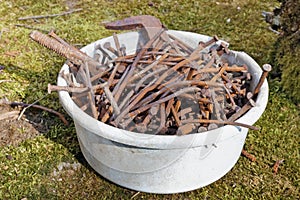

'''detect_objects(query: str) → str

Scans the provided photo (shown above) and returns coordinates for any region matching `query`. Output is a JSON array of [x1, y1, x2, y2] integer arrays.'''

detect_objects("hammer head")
[[104, 15, 165, 41]]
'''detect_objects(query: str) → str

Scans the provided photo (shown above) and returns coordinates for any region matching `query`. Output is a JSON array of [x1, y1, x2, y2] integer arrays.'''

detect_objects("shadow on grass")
[[1, 62, 91, 165]]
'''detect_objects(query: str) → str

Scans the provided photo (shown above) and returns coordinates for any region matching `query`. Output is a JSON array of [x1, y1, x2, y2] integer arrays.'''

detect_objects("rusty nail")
[[221, 73, 241, 94], [216, 42, 229, 55], [104, 85, 120, 115], [241, 149, 256, 162], [113, 33, 122, 56], [120, 44, 126, 56], [103, 42, 119, 56], [199, 35, 219, 48], [47, 84, 87, 94], [211, 63, 227, 82], [82, 61, 98, 119], [170, 104, 181, 127], [95, 44, 113, 63], [273, 159, 284, 174], [253, 64, 272, 96], [181, 119, 260, 131], [155, 103, 167, 134], [227, 101, 253, 122]]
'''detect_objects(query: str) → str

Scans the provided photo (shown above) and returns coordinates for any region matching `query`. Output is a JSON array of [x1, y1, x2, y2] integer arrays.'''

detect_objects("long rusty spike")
[[29, 30, 106, 75]]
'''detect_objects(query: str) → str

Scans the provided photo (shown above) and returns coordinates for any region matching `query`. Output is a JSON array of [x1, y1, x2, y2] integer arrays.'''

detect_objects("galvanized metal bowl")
[[57, 30, 268, 194]]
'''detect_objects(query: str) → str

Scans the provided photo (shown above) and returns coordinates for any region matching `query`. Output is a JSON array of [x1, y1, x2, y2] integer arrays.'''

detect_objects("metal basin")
[[57, 30, 268, 194]]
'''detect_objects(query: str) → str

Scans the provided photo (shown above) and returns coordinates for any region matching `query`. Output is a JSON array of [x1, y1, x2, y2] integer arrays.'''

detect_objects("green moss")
[[278, 44, 300, 103], [273, 0, 300, 103]]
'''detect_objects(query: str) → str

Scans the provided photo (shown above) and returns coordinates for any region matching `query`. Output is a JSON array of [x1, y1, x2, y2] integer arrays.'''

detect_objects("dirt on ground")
[[0, 103, 50, 147]]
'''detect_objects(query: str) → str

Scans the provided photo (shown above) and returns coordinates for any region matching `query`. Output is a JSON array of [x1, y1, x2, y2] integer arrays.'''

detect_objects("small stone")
[[65, 162, 71, 168], [72, 162, 81, 171], [57, 163, 64, 171], [148, 1, 154, 6], [6, 154, 13, 160]]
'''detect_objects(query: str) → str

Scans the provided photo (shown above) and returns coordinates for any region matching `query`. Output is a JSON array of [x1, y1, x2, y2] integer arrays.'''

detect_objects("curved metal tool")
[[104, 15, 165, 41]]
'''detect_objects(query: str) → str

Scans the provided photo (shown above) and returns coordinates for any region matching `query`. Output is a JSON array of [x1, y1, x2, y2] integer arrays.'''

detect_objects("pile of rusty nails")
[[29, 15, 271, 135]]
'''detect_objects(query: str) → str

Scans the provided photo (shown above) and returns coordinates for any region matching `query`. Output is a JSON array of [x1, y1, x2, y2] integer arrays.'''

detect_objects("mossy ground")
[[270, 0, 300, 104], [0, 0, 299, 199]]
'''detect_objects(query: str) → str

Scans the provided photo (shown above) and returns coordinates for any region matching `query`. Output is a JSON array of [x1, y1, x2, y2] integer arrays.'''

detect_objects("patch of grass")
[[0, 136, 73, 199], [0, 0, 299, 199]]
